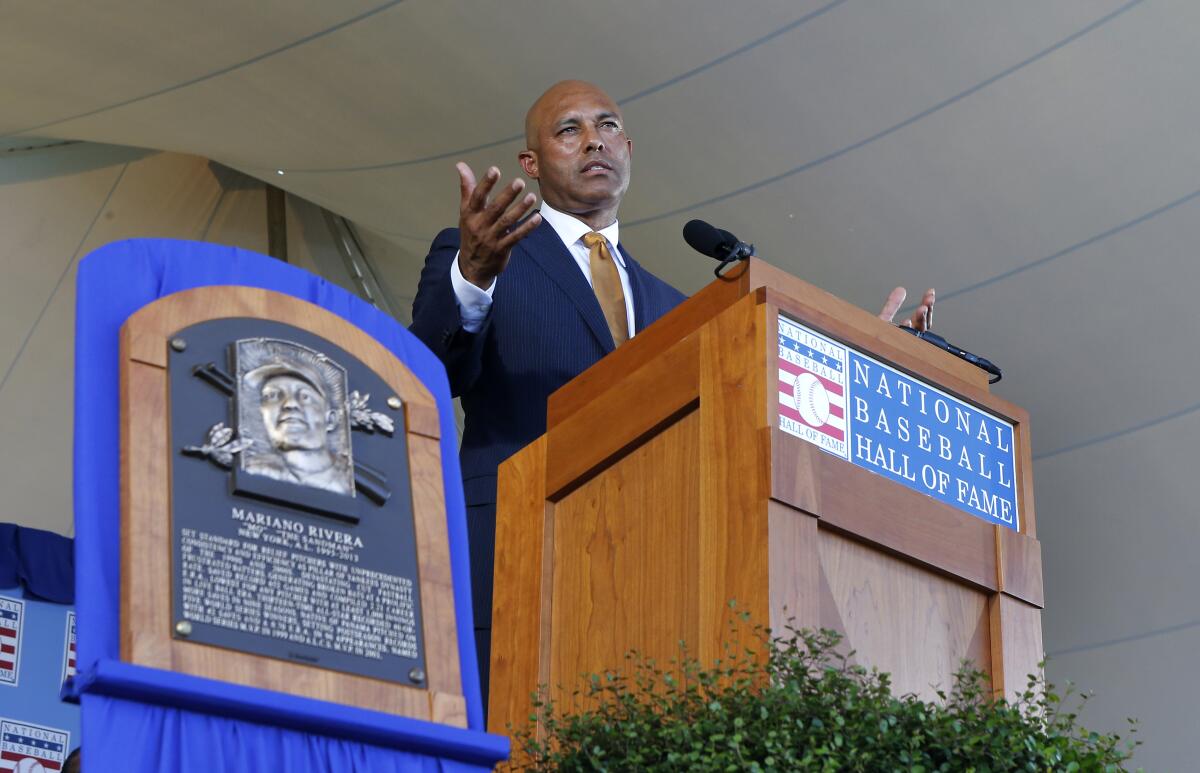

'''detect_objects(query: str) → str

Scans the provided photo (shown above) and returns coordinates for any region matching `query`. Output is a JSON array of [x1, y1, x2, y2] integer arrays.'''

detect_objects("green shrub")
[[512, 621, 1139, 772]]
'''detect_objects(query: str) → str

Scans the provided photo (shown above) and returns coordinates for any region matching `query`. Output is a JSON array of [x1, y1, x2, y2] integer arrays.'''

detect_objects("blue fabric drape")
[[84, 695, 487, 772], [0, 523, 74, 603], [72, 239, 502, 771]]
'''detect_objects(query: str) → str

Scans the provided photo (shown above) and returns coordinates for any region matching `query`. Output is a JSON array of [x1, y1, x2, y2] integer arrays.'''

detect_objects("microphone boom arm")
[[714, 240, 755, 277]]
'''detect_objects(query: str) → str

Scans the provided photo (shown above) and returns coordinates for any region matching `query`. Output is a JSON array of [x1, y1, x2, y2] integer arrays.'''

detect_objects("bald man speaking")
[[410, 80, 934, 703]]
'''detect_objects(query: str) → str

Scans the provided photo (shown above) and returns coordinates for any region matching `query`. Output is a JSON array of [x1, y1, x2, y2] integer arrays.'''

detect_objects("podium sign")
[[777, 315, 1019, 530]]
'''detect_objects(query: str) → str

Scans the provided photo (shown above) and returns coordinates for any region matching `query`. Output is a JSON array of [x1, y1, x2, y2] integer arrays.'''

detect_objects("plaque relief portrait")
[[167, 313, 422, 684], [235, 338, 355, 496]]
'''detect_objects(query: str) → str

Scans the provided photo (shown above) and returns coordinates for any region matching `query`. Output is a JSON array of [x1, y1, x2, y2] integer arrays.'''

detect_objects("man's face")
[[259, 374, 334, 452], [520, 83, 632, 218]]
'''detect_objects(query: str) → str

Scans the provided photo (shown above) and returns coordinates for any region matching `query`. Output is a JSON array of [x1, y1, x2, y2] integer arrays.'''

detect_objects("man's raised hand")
[[878, 286, 935, 332], [456, 162, 542, 289]]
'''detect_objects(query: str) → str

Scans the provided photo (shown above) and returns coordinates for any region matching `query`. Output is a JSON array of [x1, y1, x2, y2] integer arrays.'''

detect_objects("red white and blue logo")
[[60, 613, 75, 686], [777, 316, 849, 459], [0, 720, 68, 772], [0, 598, 23, 687]]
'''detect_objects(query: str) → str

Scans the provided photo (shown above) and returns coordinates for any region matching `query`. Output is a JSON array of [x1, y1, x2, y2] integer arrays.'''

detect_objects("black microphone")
[[683, 220, 755, 276], [683, 219, 736, 259], [898, 326, 1003, 383]]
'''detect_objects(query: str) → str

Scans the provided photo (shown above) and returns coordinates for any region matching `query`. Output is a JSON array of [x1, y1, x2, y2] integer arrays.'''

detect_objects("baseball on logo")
[[793, 373, 830, 427]]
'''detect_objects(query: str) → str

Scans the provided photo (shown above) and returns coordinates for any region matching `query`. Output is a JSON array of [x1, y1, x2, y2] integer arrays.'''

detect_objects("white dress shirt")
[[449, 201, 637, 336]]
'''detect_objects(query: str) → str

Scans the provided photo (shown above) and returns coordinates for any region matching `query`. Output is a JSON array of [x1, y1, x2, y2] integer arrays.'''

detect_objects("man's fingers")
[[496, 212, 543, 251], [484, 178, 527, 221], [494, 191, 538, 233], [456, 162, 477, 205], [878, 286, 907, 323], [907, 288, 935, 331], [467, 166, 501, 212], [911, 304, 929, 332], [879, 286, 934, 329]]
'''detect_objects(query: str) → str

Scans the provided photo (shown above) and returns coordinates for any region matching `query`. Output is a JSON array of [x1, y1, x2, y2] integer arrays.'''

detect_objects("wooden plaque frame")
[[119, 286, 466, 726]]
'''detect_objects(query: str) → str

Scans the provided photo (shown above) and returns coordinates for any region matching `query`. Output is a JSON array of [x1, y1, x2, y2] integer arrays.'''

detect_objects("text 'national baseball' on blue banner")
[[777, 315, 1019, 531]]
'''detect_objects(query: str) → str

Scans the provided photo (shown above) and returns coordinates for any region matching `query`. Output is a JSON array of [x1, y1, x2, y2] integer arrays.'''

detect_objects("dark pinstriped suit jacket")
[[410, 219, 687, 508]]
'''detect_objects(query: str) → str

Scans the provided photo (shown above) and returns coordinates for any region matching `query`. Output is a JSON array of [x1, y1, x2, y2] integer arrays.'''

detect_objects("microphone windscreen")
[[682, 219, 728, 260]]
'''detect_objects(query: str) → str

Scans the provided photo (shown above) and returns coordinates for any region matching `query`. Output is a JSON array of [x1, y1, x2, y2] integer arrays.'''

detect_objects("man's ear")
[[518, 149, 538, 179], [326, 410, 338, 432]]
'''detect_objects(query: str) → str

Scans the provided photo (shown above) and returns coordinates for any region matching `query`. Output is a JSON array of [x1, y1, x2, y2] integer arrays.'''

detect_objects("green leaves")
[[511, 622, 1140, 771]]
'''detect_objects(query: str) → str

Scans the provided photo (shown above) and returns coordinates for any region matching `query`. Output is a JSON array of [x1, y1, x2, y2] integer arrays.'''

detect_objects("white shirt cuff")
[[450, 251, 496, 333]]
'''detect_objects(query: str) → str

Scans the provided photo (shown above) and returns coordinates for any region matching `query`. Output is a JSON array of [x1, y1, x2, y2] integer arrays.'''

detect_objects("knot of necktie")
[[582, 231, 607, 251]]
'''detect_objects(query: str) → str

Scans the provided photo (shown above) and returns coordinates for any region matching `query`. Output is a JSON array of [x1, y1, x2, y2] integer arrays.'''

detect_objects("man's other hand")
[[878, 287, 935, 332], [457, 162, 542, 289]]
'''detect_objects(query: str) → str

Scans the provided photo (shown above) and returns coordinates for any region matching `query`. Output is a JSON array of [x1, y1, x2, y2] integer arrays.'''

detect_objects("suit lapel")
[[618, 242, 650, 334], [519, 220, 615, 352]]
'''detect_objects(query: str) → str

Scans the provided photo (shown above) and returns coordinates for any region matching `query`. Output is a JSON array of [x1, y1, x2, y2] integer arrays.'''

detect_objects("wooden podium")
[[488, 258, 1042, 734]]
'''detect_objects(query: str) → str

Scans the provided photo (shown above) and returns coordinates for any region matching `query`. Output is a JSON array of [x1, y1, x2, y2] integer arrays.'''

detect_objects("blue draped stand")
[[69, 239, 507, 772]]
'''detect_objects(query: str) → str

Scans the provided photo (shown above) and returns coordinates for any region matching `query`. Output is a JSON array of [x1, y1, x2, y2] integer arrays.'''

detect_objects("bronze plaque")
[[168, 318, 426, 686]]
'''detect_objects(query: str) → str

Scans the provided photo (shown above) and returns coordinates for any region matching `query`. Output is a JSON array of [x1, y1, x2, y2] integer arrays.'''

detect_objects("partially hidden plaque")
[[169, 319, 425, 685]]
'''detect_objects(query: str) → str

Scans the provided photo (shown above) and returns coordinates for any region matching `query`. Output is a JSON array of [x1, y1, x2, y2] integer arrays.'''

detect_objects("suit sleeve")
[[409, 228, 493, 397]]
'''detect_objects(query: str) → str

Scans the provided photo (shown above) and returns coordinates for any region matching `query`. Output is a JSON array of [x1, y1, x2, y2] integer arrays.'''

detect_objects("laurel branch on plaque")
[[348, 390, 395, 434], [182, 422, 253, 469]]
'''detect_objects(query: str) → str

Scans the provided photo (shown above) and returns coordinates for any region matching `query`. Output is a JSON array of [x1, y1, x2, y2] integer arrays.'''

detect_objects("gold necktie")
[[582, 231, 629, 347]]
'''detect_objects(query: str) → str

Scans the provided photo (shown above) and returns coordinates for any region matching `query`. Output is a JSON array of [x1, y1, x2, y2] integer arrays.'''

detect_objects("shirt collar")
[[538, 200, 622, 262]]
